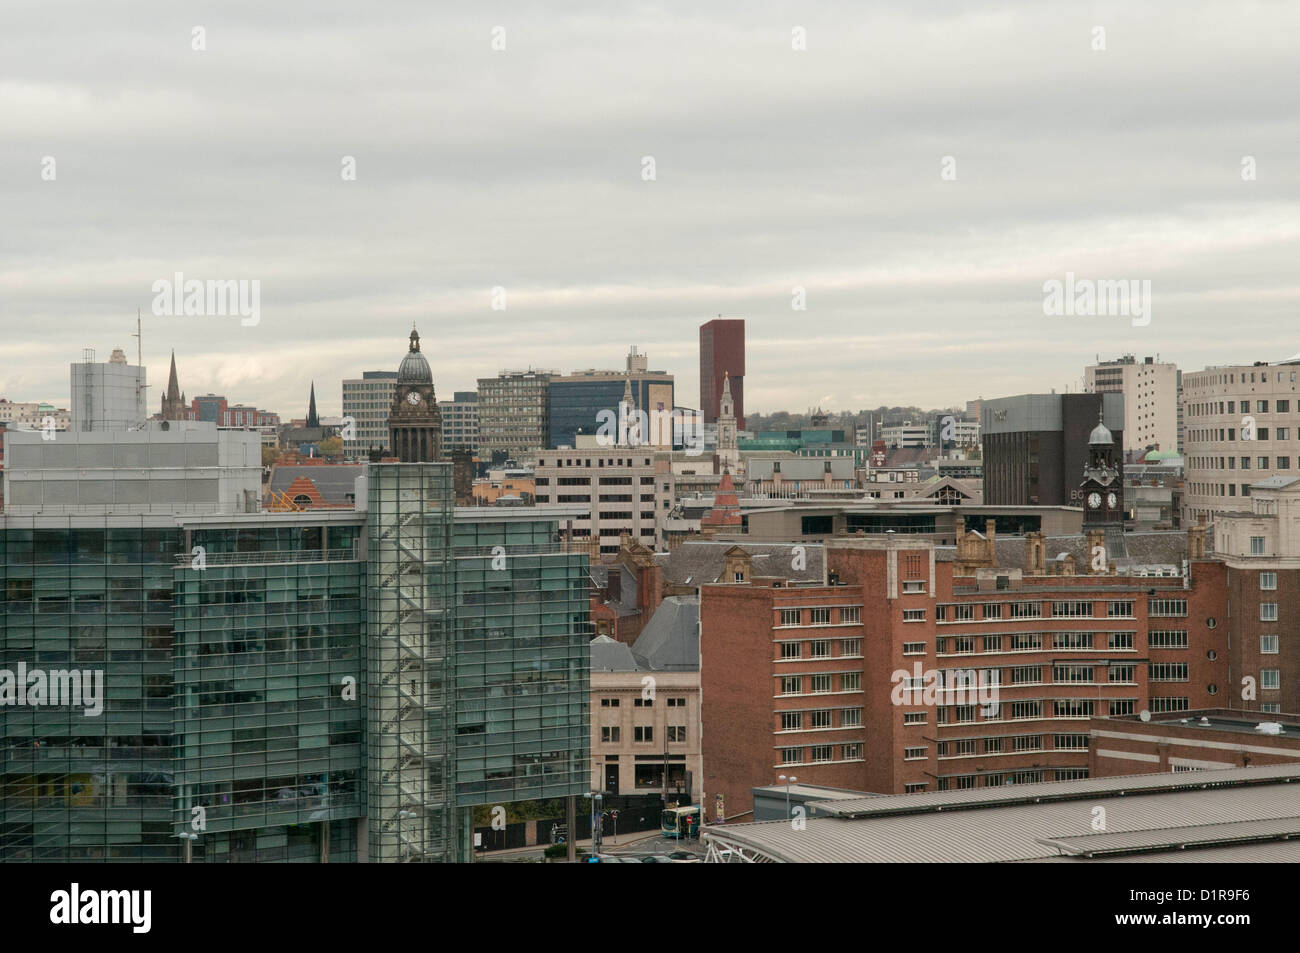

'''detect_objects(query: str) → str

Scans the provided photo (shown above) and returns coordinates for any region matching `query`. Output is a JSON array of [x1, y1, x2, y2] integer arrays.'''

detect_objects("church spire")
[[307, 381, 319, 428]]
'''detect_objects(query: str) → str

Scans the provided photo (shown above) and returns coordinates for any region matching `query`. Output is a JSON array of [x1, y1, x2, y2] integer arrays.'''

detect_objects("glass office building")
[[2, 466, 590, 863]]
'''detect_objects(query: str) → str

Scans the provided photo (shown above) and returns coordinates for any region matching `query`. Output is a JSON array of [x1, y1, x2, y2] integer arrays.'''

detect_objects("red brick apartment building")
[[1089, 709, 1300, 775], [701, 524, 1235, 815]]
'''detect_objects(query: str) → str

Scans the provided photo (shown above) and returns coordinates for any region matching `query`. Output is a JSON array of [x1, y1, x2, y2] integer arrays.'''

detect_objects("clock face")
[[1106, 492, 1118, 508], [406, 391, 422, 405], [1087, 492, 1102, 509]]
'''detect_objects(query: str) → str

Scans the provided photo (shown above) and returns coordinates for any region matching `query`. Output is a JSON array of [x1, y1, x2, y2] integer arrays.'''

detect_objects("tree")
[[319, 436, 343, 457], [261, 445, 282, 467]]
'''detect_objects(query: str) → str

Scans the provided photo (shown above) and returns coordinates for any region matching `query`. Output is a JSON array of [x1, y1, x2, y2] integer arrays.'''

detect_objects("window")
[[810, 607, 831, 626], [1010, 632, 1042, 651], [1011, 666, 1042, 685], [1012, 735, 1042, 752], [981, 603, 1002, 619], [1052, 600, 1093, 618], [779, 642, 801, 660], [600, 698, 620, 707], [1251, 537, 1266, 556], [634, 697, 653, 707], [904, 783, 928, 793], [634, 726, 653, 743], [1009, 602, 1041, 619], [1149, 696, 1189, 713], [1053, 665, 1094, 683], [983, 635, 1002, 651], [952, 604, 975, 621], [1149, 598, 1187, 617], [842, 743, 863, 760], [1149, 662, 1189, 682], [1261, 703, 1282, 714], [1011, 701, 1041, 719], [1053, 631, 1093, 649], [601, 727, 620, 743], [1054, 734, 1089, 750], [955, 738, 976, 755], [954, 705, 977, 723], [903, 712, 926, 725], [984, 737, 1003, 753], [1109, 699, 1135, 716], [809, 710, 832, 729], [780, 609, 800, 626], [1107, 600, 1134, 617], [1108, 632, 1135, 650], [1280, 458, 1292, 470], [903, 642, 926, 655], [903, 609, 926, 622], [1261, 635, 1279, 654], [809, 640, 831, 659], [1261, 669, 1281, 690], [904, 747, 927, 760], [903, 580, 926, 594], [1261, 603, 1279, 622], [840, 638, 862, 656], [1109, 664, 1136, 683], [780, 712, 802, 731], [840, 672, 861, 692], [781, 747, 801, 764], [953, 636, 975, 654], [667, 697, 686, 707], [1261, 572, 1278, 590], [841, 708, 862, 727], [810, 674, 831, 694], [840, 607, 861, 624], [810, 745, 833, 763], [1148, 630, 1188, 648], [1054, 699, 1095, 717]]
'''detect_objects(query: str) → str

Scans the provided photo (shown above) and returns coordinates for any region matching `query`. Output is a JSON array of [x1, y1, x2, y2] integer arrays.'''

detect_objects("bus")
[[661, 804, 700, 838]]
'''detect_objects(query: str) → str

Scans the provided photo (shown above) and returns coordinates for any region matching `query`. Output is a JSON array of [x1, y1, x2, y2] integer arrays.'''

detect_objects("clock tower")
[[1080, 405, 1121, 527], [387, 327, 443, 462]]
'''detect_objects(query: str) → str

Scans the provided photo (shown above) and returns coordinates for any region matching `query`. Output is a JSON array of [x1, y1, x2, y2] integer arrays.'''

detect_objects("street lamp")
[[174, 831, 198, 864], [778, 774, 798, 820]]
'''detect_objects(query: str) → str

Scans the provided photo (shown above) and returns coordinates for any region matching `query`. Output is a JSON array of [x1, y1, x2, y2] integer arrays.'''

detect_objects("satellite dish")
[[1139, 709, 1151, 722]]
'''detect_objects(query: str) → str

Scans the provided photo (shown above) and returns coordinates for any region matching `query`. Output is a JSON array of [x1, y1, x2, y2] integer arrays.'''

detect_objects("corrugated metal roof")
[[1037, 816, 1300, 856], [806, 763, 1300, 818], [703, 767, 1300, 863]]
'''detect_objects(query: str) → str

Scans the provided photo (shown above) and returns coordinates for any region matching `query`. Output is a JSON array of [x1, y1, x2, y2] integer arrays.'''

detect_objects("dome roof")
[[1089, 419, 1113, 445], [398, 328, 433, 384]]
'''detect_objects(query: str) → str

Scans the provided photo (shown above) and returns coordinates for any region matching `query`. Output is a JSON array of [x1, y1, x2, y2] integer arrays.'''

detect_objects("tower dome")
[[1089, 405, 1113, 445], [398, 327, 433, 384]]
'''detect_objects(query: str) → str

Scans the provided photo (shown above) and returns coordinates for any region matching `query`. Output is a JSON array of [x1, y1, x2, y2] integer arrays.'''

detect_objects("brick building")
[[1088, 708, 1300, 775], [700, 526, 1235, 816]]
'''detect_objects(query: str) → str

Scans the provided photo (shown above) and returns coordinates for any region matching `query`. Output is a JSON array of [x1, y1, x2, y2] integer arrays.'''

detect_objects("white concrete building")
[[1085, 354, 1179, 455]]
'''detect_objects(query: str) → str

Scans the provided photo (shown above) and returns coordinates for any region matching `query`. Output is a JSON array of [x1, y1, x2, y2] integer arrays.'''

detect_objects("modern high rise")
[[1181, 359, 1300, 526], [477, 368, 556, 461], [1085, 355, 1179, 455], [699, 318, 744, 430], [438, 392, 479, 454], [71, 348, 146, 432], [0, 461, 592, 862], [547, 348, 675, 449], [342, 371, 398, 459], [981, 393, 1124, 510]]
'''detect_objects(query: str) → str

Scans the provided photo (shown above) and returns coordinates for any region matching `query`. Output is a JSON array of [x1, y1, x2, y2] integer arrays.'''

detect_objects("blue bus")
[[661, 804, 700, 838]]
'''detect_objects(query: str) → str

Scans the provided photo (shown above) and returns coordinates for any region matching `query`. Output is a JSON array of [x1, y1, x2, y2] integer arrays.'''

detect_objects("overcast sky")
[[2, 0, 1297, 419]]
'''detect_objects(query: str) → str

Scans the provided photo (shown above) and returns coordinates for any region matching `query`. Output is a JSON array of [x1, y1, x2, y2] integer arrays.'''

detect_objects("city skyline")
[[4, 1, 1298, 416]]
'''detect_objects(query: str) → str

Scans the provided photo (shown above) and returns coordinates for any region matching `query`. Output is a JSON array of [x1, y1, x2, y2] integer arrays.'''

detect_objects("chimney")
[[1025, 531, 1046, 575], [1188, 522, 1206, 560]]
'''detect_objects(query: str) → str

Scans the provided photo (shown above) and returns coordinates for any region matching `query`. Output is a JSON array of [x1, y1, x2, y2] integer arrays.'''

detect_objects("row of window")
[[932, 631, 1139, 653], [598, 725, 688, 743], [778, 672, 861, 694], [778, 606, 861, 626], [1188, 397, 1295, 416], [934, 599, 1187, 621], [598, 697, 688, 707], [778, 638, 862, 660], [777, 708, 863, 731], [905, 734, 1091, 759], [779, 743, 862, 765]]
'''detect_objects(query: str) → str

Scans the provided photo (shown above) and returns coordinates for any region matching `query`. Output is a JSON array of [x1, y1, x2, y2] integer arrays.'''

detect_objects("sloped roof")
[[269, 464, 364, 503], [631, 596, 699, 671], [655, 541, 824, 585], [590, 635, 638, 672]]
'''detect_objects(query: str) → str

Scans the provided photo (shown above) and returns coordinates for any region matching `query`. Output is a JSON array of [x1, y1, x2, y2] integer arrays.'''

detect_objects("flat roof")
[[703, 765, 1300, 863]]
